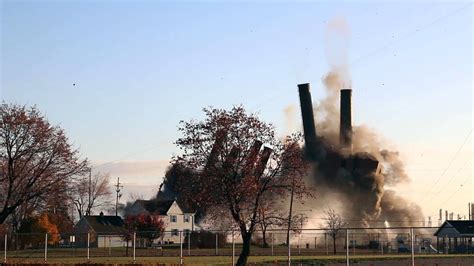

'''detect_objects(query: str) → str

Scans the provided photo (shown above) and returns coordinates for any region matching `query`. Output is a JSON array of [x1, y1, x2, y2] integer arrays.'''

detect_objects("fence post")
[[179, 230, 183, 265], [345, 229, 349, 266], [44, 233, 48, 262], [325, 233, 328, 255], [353, 233, 356, 256], [215, 233, 218, 255], [4, 234, 6, 264], [271, 233, 274, 256], [287, 230, 291, 266], [298, 231, 301, 255], [411, 227, 415, 266], [133, 232, 136, 262], [188, 231, 190, 256], [87, 232, 90, 260], [232, 231, 235, 266]]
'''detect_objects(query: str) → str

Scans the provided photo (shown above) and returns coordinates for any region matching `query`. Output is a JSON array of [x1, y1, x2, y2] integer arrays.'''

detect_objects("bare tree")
[[257, 204, 305, 247], [173, 106, 310, 265], [0, 104, 88, 224], [324, 208, 348, 254], [69, 172, 112, 218]]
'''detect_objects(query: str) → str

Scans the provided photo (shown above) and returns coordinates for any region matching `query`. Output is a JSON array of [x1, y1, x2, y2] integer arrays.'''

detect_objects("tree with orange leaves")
[[37, 213, 60, 244], [18, 212, 61, 247], [173, 106, 310, 266]]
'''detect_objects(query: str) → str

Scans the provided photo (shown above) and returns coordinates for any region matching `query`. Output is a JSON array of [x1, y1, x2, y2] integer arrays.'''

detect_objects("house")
[[128, 197, 196, 243], [434, 220, 474, 253], [74, 213, 126, 248]]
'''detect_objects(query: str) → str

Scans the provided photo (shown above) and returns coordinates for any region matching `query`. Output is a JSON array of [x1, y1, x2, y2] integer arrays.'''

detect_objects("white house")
[[128, 198, 196, 243], [73, 213, 126, 248]]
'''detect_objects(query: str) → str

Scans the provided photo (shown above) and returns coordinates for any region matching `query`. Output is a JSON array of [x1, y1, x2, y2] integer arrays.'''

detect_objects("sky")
[[1, 1, 472, 222]]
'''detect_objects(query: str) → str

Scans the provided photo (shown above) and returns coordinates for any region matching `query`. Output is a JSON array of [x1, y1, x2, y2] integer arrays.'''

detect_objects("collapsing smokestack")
[[255, 147, 273, 177], [298, 83, 319, 161], [340, 89, 353, 153]]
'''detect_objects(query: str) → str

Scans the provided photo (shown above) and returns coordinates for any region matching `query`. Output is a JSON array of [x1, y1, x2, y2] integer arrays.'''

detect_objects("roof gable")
[[434, 220, 474, 237], [132, 199, 195, 216], [80, 215, 125, 234]]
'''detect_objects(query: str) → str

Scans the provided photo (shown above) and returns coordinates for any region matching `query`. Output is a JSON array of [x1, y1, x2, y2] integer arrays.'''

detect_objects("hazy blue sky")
[[1, 1, 472, 221]]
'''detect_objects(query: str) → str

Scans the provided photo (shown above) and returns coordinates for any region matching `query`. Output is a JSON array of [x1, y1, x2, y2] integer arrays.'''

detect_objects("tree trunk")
[[236, 233, 252, 266], [286, 185, 294, 246], [333, 236, 336, 254], [125, 240, 129, 256], [0, 208, 13, 224], [262, 228, 268, 248]]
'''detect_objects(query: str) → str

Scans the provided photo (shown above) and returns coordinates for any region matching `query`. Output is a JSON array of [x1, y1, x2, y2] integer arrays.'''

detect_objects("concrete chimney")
[[471, 202, 474, 220], [340, 89, 353, 152], [298, 83, 318, 161], [205, 129, 226, 171], [255, 147, 273, 177], [243, 140, 263, 177], [469, 203, 471, 220]]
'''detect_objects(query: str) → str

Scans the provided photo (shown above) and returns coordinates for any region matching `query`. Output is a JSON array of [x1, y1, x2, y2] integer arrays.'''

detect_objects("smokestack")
[[471, 202, 474, 220], [255, 147, 273, 177], [243, 140, 263, 177], [439, 209, 442, 221], [445, 210, 448, 221], [469, 203, 472, 220], [340, 89, 353, 152], [298, 83, 319, 161], [205, 129, 226, 171], [223, 146, 241, 171]]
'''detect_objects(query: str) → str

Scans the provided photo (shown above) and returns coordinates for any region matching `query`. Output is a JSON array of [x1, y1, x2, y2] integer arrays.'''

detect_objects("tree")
[[69, 172, 112, 218], [173, 106, 309, 265], [256, 200, 305, 247], [17, 212, 60, 248], [324, 208, 348, 254], [123, 214, 164, 250], [0, 104, 88, 224]]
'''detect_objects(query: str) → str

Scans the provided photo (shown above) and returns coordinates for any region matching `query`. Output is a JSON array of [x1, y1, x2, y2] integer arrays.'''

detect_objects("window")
[[184, 214, 190, 223], [170, 215, 177, 222], [171, 229, 179, 236]]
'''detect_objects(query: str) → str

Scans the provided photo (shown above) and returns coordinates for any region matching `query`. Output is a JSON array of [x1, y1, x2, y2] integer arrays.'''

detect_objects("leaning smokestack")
[[243, 140, 263, 177], [255, 147, 273, 177], [298, 83, 318, 161], [205, 129, 226, 171], [340, 89, 353, 153]]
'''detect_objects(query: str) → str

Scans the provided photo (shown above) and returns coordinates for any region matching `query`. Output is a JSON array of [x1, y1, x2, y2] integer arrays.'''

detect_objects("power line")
[[251, 2, 472, 112], [420, 128, 472, 203], [432, 158, 471, 200], [439, 175, 473, 207], [351, 2, 472, 66]]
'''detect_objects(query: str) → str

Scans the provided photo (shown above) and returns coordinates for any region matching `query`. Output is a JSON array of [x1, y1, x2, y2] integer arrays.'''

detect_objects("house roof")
[[135, 199, 174, 215], [134, 198, 194, 215], [434, 220, 474, 237], [82, 215, 125, 234]]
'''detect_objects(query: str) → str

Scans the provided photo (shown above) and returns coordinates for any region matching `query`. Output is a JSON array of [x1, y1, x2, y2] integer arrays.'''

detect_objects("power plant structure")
[[297, 83, 384, 227]]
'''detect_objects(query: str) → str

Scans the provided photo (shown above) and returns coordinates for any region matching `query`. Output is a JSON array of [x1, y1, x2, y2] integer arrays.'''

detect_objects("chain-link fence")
[[1, 227, 473, 264]]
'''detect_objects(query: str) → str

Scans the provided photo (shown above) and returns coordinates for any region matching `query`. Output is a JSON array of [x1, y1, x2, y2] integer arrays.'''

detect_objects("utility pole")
[[87, 168, 92, 217], [115, 177, 123, 216]]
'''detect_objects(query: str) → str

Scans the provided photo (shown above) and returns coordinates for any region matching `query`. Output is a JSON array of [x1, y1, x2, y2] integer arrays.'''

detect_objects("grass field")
[[4, 254, 474, 265]]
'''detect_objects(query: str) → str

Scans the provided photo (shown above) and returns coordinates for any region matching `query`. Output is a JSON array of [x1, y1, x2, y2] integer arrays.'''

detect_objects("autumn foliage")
[[124, 214, 165, 247], [172, 106, 310, 265], [18, 212, 60, 247], [0, 104, 88, 224]]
